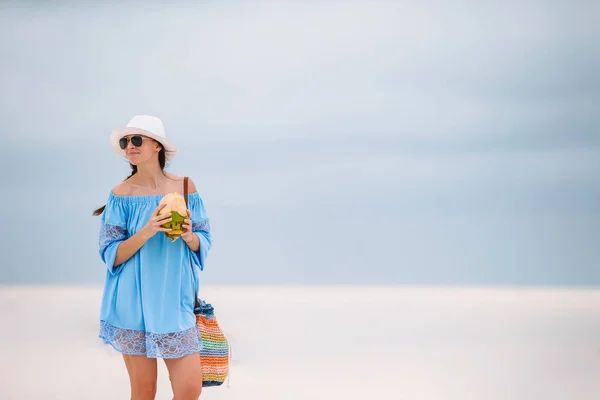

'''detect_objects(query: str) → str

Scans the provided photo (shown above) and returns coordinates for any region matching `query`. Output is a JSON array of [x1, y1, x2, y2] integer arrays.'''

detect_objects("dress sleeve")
[[187, 193, 212, 271], [98, 193, 129, 276]]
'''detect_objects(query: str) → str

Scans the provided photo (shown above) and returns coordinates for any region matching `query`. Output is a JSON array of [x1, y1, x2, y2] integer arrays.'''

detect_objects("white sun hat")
[[110, 115, 178, 160]]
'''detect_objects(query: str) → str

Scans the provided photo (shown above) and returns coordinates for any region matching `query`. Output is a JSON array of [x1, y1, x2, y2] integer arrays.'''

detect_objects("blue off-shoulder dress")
[[97, 191, 212, 359]]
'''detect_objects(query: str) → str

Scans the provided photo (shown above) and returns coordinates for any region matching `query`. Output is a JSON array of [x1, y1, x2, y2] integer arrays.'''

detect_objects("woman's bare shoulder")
[[185, 176, 198, 192], [166, 172, 197, 192], [111, 181, 134, 196], [187, 176, 198, 192]]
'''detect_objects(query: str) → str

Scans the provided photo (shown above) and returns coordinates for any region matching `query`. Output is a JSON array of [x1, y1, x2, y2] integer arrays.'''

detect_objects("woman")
[[93, 115, 212, 400]]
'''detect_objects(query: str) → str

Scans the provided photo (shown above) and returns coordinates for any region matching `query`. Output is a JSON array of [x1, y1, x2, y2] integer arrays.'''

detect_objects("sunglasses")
[[119, 135, 143, 150]]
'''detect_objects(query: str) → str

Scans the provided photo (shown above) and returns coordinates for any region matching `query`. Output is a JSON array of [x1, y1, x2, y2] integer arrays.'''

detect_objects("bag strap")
[[183, 176, 199, 309], [184, 176, 189, 206]]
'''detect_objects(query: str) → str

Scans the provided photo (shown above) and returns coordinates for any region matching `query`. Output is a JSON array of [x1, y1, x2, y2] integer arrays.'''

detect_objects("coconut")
[[157, 192, 188, 242]]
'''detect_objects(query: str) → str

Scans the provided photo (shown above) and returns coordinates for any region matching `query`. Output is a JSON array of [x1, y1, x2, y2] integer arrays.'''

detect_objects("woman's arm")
[[181, 177, 213, 270], [113, 229, 152, 267], [182, 178, 202, 253], [184, 232, 200, 253]]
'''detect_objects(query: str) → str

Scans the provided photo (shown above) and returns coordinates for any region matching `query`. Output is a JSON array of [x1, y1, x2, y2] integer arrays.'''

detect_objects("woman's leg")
[[122, 354, 158, 400], [164, 353, 203, 400]]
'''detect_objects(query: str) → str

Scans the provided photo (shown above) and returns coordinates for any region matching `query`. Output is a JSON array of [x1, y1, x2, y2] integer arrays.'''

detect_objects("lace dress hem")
[[99, 320, 203, 359]]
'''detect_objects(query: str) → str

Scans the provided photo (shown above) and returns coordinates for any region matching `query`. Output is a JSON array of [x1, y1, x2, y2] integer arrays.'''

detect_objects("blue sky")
[[1, 1, 599, 285]]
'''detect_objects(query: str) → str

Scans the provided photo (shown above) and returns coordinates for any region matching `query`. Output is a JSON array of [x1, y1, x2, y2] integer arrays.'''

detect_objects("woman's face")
[[120, 134, 161, 165]]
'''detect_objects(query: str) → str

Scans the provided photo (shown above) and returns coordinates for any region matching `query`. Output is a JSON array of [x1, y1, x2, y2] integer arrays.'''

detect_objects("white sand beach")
[[1, 285, 599, 399]]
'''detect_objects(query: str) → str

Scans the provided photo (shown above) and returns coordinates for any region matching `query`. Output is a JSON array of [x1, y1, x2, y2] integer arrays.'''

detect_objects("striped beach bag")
[[194, 299, 231, 387], [182, 177, 230, 387]]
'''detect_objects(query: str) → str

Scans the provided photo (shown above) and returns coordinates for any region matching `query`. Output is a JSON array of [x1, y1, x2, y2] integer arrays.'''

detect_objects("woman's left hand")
[[181, 210, 195, 244]]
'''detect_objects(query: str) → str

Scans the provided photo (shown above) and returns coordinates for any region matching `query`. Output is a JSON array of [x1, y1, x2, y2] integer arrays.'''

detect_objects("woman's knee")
[[176, 378, 202, 398], [131, 379, 157, 400]]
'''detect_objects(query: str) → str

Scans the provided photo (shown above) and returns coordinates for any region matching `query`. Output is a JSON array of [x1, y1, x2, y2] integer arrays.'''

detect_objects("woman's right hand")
[[141, 203, 173, 239]]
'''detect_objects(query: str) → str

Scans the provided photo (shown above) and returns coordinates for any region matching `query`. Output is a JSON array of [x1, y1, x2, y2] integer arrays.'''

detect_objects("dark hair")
[[92, 147, 167, 216]]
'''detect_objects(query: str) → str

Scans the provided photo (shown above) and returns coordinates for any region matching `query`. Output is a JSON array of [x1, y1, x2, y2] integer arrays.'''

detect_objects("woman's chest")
[[125, 204, 159, 234]]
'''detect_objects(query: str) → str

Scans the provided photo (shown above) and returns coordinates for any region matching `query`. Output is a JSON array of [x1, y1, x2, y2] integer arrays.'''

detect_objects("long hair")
[[92, 148, 167, 216]]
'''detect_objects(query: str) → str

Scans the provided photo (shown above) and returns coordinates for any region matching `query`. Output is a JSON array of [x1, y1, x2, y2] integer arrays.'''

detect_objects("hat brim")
[[110, 127, 178, 160]]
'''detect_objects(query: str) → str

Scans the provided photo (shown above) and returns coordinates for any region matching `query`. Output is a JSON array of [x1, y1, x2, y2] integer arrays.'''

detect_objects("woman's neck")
[[132, 162, 167, 189]]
